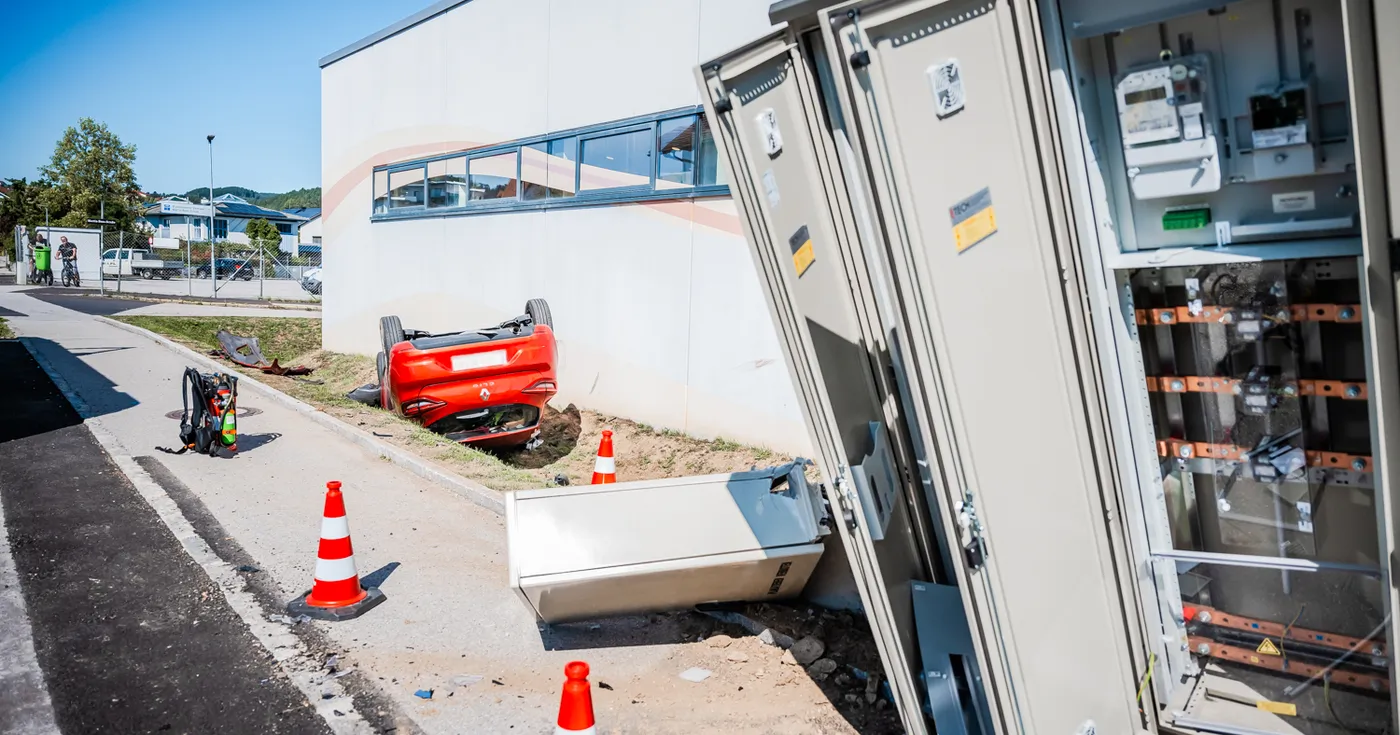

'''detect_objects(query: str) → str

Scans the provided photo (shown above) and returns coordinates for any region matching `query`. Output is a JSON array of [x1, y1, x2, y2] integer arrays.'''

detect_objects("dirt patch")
[[726, 602, 905, 735]]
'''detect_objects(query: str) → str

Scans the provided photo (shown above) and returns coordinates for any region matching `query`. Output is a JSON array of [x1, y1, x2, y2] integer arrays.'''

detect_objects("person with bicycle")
[[58, 236, 79, 287]]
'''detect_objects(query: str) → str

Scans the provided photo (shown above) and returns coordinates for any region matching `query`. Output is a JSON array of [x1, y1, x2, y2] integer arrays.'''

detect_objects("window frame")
[[370, 105, 729, 222], [386, 163, 428, 212]]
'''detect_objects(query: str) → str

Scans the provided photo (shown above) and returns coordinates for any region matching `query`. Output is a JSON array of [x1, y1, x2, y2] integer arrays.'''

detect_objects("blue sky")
[[0, 0, 429, 195]]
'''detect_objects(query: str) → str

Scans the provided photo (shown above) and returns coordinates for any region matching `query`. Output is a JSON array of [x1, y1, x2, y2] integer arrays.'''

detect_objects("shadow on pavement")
[[360, 561, 401, 590], [235, 432, 281, 452], [19, 337, 139, 419], [0, 341, 83, 443]]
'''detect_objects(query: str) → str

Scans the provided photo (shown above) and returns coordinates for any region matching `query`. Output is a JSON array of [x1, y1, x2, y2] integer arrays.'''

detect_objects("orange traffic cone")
[[555, 661, 596, 734], [590, 430, 616, 484], [286, 481, 386, 621]]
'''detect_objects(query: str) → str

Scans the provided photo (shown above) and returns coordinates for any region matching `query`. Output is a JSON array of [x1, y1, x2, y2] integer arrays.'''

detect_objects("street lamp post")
[[208, 134, 216, 299]]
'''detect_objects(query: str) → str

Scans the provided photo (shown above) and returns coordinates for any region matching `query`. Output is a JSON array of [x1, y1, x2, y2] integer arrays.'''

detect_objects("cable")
[[1279, 603, 1305, 668], [1284, 613, 1391, 698], [1135, 651, 1157, 704], [1325, 674, 1386, 735]]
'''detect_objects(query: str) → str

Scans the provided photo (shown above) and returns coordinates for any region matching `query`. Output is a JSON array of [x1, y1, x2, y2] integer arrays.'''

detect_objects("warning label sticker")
[[789, 225, 815, 277], [1256, 638, 1281, 656], [949, 187, 997, 253]]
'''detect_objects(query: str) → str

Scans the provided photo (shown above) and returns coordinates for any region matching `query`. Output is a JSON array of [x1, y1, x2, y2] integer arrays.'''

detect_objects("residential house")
[[143, 194, 307, 251], [283, 207, 322, 257]]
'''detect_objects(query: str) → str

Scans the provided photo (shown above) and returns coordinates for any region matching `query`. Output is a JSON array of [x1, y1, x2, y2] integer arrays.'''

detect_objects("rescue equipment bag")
[[163, 367, 238, 456]]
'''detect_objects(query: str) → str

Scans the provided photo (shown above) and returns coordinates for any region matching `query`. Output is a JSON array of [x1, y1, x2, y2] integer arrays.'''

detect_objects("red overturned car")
[[374, 299, 557, 448]]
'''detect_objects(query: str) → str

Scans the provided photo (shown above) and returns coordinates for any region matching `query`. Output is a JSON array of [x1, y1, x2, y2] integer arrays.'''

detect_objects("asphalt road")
[[0, 341, 331, 734], [20, 289, 159, 315]]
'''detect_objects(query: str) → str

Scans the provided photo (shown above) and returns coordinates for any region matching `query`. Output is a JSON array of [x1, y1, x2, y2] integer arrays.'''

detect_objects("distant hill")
[[183, 186, 268, 203], [168, 186, 321, 210], [254, 188, 321, 210]]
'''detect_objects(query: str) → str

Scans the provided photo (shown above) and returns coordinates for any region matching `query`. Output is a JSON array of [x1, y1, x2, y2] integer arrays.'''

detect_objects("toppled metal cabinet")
[[507, 462, 828, 623]]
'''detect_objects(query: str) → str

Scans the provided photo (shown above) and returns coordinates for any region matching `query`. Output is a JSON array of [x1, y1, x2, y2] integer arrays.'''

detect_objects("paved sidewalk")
[[1, 290, 853, 734]]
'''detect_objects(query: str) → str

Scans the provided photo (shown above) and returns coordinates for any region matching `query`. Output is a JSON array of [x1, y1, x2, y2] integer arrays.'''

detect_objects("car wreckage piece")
[[506, 460, 829, 623], [369, 299, 558, 449], [213, 330, 314, 376]]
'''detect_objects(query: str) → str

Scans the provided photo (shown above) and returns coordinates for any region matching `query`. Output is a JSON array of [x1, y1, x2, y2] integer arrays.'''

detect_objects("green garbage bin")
[[34, 245, 51, 272]]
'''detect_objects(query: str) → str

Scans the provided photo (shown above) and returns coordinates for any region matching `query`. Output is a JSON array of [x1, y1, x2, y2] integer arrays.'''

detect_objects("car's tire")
[[525, 298, 553, 329], [376, 351, 389, 409], [143, 269, 155, 279], [379, 315, 406, 357]]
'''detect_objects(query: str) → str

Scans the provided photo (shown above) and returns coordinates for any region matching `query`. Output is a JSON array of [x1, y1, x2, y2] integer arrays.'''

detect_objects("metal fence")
[[93, 234, 321, 300]]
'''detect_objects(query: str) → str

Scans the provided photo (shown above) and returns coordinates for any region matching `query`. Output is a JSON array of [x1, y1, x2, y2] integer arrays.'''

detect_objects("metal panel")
[[697, 30, 940, 735], [506, 462, 827, 623], [1377, 0, 1400, 238], [822, 0, 1141, 731], [1341, 0, 1400, 719]]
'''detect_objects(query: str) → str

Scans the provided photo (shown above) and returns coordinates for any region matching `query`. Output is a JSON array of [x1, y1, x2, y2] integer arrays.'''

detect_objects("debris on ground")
[[725, 651, 749, 663], [346, 383, 380, 407], [552, 473, 570, 487], [324, 655, 339, 671], [678, 667, 712, 683], [789, 636, 825, 665], [757, 628, 794, 649], [807, 659, 838, 680], [235, 564, 260, 573], [212, 330, 314, 375], [706, 602, 905, 735], [597, 682, 613, 691], [451, 675, 483, 687], [413, 689, 433, 700]]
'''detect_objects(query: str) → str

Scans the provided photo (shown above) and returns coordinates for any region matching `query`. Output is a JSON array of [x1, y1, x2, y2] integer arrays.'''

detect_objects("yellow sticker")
[[949, 187, 997, 253], [1257, 700, 1297, 716], [1256, 638, 1281, 656], [789, 225, 815, 277]]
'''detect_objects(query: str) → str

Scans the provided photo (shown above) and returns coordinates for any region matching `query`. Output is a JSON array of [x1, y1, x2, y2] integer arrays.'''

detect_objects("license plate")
[[451, 350, 508, 372]]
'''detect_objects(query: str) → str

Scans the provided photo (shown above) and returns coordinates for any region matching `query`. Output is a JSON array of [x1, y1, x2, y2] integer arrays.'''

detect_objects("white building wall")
[[320, 0, 807, 453], [298, 216, 322, 245]]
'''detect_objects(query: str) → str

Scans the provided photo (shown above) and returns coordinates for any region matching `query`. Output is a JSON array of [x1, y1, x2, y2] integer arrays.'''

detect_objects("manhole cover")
[[165, 406, 263, 420]]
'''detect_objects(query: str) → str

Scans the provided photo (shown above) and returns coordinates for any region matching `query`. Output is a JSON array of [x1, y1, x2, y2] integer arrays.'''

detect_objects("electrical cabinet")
[[700, 0, 1400, 733]]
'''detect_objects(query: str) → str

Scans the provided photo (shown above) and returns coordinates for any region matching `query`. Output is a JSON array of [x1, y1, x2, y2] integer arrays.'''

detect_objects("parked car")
[[101, 248, 182, 280], [301, 267, 322, 295], [378, 299, 557, 448], [195, 258, 254, 281]]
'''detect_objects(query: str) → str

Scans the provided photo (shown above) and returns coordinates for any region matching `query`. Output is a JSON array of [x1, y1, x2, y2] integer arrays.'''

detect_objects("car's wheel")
[[525, 298, 553, 329], [376, 351, 389, 409], [379, 315, 406, 357]]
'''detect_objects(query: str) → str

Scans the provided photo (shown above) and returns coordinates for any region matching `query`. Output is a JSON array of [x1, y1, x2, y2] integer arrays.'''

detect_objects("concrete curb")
[[96, 315, 506, 516]]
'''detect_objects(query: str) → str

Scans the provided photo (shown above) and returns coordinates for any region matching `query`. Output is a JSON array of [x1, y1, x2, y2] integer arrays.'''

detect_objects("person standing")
[[33, 236, 53, 286]]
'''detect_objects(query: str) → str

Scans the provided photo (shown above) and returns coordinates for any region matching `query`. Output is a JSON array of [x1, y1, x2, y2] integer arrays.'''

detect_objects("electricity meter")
[[1115, 55, 1221, 200]]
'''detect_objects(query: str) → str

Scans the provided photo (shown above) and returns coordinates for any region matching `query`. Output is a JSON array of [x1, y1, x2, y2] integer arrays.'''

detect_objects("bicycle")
[[61, 259, 80, 288]]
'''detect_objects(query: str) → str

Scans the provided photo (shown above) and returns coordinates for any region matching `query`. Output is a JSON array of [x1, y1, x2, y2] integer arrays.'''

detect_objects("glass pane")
[[1179, 563, 1390, 728], [579, 129, 651, 192], [373, 169, 390, 214], [522, 143, 548, 201], [698, 115, 728, 187], [388, 167, 425, 209], [656, 116, 696, 190], [1131, 259, 1375, 566], [522, 138, 578, 201], [428, 157, 467, 208], [469, 152, 518, 201]]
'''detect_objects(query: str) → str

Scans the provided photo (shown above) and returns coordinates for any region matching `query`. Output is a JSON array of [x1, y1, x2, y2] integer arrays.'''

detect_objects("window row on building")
[[371, 106, 730, 219]]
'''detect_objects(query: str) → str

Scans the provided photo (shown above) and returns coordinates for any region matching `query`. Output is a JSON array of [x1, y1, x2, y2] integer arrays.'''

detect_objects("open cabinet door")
[[696, 30, 943, 735], [815, 0, 1144, 731]]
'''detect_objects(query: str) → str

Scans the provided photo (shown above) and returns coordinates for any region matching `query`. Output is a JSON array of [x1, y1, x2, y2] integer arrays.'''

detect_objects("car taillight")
[[522, 380, 557, 394], [402, 397, 446, 417]]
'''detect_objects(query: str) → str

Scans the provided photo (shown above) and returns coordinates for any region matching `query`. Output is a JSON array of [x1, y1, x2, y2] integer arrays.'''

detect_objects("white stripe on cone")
[[593, 456, 615, 474], [320, 515, 350, 540], [315, 555, 358, 583], [555, 726, 596, 735]]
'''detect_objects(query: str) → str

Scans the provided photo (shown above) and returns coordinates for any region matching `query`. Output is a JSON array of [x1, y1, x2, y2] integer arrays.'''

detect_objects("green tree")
[[245, 218, 282, 254], [0, 178, 53, 260], [40, 118, 141, 231]]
